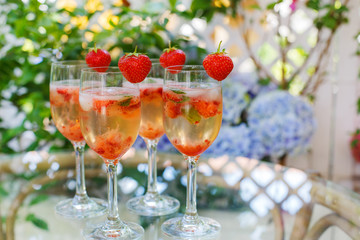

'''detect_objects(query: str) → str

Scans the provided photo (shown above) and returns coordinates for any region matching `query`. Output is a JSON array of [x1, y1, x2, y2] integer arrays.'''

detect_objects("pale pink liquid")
[[139, 81, 165, 140], [163, 83, 222, 157], [79, 87, 140, 164], [50, 80, 84, 142]]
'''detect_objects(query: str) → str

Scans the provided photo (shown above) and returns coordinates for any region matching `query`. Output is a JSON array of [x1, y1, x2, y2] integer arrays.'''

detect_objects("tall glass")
[[126, 63, 180, 216], [161, 65, 222, 238], [80, 67, 144, 239], [50, 61, 107, 219]]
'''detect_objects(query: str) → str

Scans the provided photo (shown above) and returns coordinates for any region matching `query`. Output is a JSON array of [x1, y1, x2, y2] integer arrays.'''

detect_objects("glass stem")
[[146, 139, 159, 195], [72, 142, 88, 203], [105, 162, 122, 227], [183, 156, 199, 225]]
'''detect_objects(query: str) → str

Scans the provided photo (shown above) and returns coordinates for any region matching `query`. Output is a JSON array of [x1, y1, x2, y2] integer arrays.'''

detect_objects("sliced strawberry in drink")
[[139, 123, 165, 140], [163, 89, 184, 103], [119, 96, 141, 119], [191, 98, 221, 118], [50, 91, 63, 107], [58, 120, 84, 142], [71, 88, 80, 104], [56, 88, 72, 102], [172, 139, 211, 157], [164, 101, 181, 118], [140, 87, 163, 102], [93, 99, 116, 113], [92, 130, 133, 161]]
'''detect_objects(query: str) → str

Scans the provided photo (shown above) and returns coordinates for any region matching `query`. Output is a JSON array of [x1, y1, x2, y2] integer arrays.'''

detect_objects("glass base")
[[161, 216, 221, 239], [83, 222, 144, 240], [55, 197, 107, 219], [126, 193, 180, 216]]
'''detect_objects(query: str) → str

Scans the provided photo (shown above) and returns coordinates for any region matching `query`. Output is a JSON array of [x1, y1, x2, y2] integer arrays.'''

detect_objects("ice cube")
[[79, 94, 93, 111]]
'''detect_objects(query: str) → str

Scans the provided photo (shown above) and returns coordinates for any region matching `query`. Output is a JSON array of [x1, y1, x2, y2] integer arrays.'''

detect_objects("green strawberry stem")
[[126, 46, 140, 57], [90, 42, 98, 53], [164, 41, 177, 53], [214, 40, 226, 54]]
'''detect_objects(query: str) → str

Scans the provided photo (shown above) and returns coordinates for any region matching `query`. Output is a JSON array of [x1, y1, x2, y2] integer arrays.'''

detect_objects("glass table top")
[[0, 149, 359, 240]]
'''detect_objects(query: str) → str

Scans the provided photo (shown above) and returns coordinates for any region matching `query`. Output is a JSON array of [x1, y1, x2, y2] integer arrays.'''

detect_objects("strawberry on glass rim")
[[203, 41, 234, 81], [85, 43, 111, 72], [118, 46, 152, 83], [160, 42, 186, 73]]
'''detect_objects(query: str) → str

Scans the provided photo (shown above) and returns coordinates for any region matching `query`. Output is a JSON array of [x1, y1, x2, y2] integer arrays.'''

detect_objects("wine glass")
[[126, 63, 180, 216], [50, 60, 107, 219], [161, 65, 222, 238], [79, 67, 144, 239]]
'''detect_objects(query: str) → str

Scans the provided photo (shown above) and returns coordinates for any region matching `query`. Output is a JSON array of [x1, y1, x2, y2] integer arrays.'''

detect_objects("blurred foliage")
[[171, 0, 349, 97], [0, 0, 207, 154], [0, 0, 352, 154]]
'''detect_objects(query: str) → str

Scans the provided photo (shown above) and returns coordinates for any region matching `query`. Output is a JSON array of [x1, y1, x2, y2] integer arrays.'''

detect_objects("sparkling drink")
[[80, 67, 144, 239], [126, 64, 180, 217], [139, 79, 165, 140], [50, 61, 107, 219], [163, 83, 222, 157], [80, 87, 141, 163], [50, 80, 83, 142], [161, 65, 222, 238]]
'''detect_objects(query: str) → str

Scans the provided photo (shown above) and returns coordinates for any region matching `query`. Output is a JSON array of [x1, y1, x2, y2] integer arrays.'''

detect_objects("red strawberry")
[[203, 41, 233, 81], [164, 101, 181, 118], [163, 89, 184, 103], [118, 47, 152, 83], [56, 88, 72, 102], [191, 98, 221, 118], [85, 43, 111, 72], [159, 42, 186, 73]]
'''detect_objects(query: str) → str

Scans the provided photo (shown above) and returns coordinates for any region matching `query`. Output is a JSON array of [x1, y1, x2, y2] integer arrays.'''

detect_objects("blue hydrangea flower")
[[247, 90, 316, 158], [205, 124, 251, 157], [222, 80, 249, 125]]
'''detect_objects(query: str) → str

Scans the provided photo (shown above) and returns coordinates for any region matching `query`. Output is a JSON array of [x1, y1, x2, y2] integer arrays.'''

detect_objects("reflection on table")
[[0, 149, 359, 239]]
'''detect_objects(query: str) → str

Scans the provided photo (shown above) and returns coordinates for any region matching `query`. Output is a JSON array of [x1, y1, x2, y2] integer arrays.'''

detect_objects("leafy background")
[[0, 0, 209, 154], [0, 0, 352, 154]]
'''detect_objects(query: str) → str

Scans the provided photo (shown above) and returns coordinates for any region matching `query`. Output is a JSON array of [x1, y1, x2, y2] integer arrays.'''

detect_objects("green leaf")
[[351, 139, 358, 148], [306, 0, 320, 11], [182, 107, 201, 124], [0, 184, 8, 197], [25, 214, 49, 231], [118, 97, 132, 107], [169, 0, 177, 9], [29, 194, 49, 206], [322, 15, 337, 29], [249, 4, 261, 10], [170, 89, 186, 94], [267, 0, 283, 10], [357, 98, 360, 114], [258, 78, 271, 86]]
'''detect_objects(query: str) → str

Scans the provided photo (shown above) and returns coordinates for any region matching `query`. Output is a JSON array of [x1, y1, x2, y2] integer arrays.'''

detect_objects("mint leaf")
[[26, 213, 49, 231], [29, 194, 48, 206], [118, 96, 132, 107], [170, 89, 186, 94], [182, 107, 201, 124]]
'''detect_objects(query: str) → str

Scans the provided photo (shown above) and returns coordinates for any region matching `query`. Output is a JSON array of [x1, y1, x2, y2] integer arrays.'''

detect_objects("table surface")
[[0, 149, 358, 240]]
